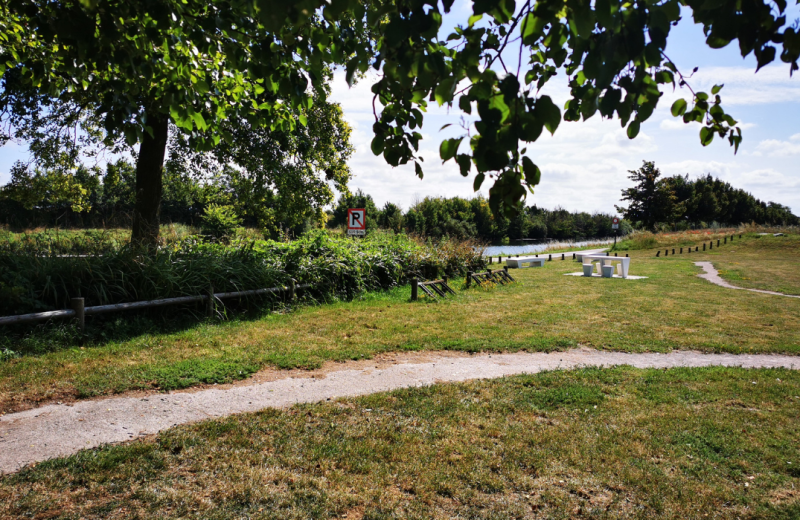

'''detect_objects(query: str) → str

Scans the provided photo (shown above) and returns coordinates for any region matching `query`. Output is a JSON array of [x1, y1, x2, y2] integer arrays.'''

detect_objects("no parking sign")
[[612, 217, 620, 230], [347, 208, 366, 236]]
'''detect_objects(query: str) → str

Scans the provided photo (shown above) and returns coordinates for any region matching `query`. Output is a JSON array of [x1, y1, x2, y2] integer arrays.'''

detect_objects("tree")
[[332, 189, 380, 231], [1, 0, 368, 245], [617, 161, 682, 229], [3, 0, 798, 235]]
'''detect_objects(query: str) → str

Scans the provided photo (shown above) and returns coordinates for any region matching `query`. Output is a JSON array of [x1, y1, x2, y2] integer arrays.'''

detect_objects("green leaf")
[[468, 14, 483, 27], [434, 77, 456, 105], [414, 161, 424, 179], [711, 84, 724, 95], [456, 154, 471, 177], [371, 135, 385, 155], [670, 98, 688, 117], [473, 172, 485, 191], [627, 120, 640, 139], [439, 137, 463, 162], [534, 95, 561, 134], [522, 156, 541, 186], [700, 126, 714, 146]]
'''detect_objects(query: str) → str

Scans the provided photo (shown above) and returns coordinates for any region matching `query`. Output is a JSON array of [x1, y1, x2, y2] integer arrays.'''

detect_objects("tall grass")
[[0, 230, 485, 316]]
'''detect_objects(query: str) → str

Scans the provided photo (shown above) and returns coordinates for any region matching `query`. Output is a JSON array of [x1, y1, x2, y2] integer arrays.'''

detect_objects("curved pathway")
[[695, 261, 800, 298], [1, 348, 798, 474]]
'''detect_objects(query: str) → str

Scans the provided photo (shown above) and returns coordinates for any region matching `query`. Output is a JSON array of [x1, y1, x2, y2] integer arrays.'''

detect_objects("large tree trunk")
[[131, 112, 169, 247]]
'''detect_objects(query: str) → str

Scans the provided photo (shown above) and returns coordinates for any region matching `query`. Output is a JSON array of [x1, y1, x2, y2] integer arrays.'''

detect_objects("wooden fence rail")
[[0, 281, 313, 330]]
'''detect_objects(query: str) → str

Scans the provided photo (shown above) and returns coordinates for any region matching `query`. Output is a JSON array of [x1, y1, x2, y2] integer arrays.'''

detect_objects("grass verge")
[[1, 235, 799, 412], [1, 366, 798, 519]]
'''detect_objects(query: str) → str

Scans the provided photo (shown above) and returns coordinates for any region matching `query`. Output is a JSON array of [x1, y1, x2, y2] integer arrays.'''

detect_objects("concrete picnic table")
[[582, 254, 631, 278]]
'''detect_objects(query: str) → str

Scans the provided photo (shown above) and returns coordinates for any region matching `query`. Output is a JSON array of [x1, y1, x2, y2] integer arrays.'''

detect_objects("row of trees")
[[617, 162, 799, 229], [330, 190, 629, 242]]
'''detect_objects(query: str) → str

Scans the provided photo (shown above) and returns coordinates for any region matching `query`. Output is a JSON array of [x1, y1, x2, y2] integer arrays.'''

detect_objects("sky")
[[1, 3, 799, 216]]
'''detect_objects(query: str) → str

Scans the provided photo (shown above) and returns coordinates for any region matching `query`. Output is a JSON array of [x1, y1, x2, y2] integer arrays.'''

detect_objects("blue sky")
[[2, 3, 798, 215]]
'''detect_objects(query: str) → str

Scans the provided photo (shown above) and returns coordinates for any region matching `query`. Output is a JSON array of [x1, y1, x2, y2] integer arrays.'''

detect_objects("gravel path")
[[1, 348, 798, 475], [695, 261, 800, 298]]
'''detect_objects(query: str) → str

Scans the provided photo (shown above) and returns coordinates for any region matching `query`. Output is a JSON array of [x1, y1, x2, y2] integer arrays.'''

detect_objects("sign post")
[[612, 217, 620, 247], [347, 208, 366, 236]]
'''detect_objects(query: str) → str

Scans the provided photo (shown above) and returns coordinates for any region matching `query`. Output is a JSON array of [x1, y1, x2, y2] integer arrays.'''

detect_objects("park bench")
[[505, 256, 546, 268]]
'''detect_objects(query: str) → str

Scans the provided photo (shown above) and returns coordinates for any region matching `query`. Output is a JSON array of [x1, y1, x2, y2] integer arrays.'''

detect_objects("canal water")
[[483, 238, 615, 256]]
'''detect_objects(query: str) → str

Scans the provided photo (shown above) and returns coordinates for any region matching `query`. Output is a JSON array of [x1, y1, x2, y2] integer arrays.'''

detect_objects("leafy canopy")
[[2, 0, 799, 218]]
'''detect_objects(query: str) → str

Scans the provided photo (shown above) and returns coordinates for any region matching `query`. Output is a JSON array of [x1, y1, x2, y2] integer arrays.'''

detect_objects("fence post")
[[411, 278, 418, 301], [548, 254, 552, 261], [206, 286, 214, 318], [724, 237, 727, 244], [71, 297, 85, 333], [466, 271, 472, 288], [503, 266, 509, 275], [672, 248, 675, 255], [614, 252, 618, 257], [656, 251, 660, 257], [709, 242, 713, 250], [562, 253, 565, 260], [739, 234, 742, 239], [289, 278, 296, 301], [717, 239, 720, 247], [499, 256, 502, 264], [573, 253, 576, 259], [665, 249, 668, 256], [680, 247, 683, 254]]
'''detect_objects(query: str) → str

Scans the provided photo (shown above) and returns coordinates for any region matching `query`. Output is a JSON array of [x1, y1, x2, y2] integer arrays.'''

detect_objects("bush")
[[0, 231, 486, 316], [201, 204, 242, 241]]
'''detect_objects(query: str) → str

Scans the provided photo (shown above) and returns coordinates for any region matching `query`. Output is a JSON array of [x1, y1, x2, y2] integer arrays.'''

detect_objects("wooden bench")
[[505, 257, 547, 268]]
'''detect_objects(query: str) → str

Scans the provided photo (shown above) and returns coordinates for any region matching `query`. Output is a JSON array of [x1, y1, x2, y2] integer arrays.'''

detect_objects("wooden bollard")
[[443, 275, 448, 288], [656, 251, 660, 257], [289, 278, 296, 301], [710, 242, 713, 250], [739, 234, 742, 239], [665, 249, 668, 256], [503, 266, 508, 274], [562, 253, 565, 260], [703, 243, 706, 251], [411, 278, 418, 301], [672, 248, 675, 255], [724, 237, 727, 244], [548, 254, 552, 261], [466, 271, 472, 288], [573, 253, 576, 259], [680, 247, 683, 254], [71, 297, 85, 332], [614, 252, 618, 257], [717, 239, 720, 247], [625, 253, 629, 257]]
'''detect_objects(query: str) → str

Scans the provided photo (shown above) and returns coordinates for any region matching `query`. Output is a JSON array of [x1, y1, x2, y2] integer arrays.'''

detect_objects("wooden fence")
[[0, 281, 313, 331]]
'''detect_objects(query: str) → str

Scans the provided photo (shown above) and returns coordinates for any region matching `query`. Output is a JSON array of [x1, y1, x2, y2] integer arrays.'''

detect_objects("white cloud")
[[752, 133, 800, 157]]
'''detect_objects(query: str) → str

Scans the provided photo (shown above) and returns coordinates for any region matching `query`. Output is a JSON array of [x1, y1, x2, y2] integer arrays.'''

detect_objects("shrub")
[[0, 231, 486, 316], [200, 204, 242, 241]]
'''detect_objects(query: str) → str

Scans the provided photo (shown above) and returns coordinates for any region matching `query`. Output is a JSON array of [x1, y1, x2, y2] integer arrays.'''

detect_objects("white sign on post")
[[612, 217, 620, 230], [347, 208, 366, 236]]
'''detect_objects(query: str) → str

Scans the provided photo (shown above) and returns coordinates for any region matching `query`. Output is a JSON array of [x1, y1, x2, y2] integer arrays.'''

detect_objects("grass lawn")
[[708, 234, 800, 296], [1, 366, 798, 519], [1, 233, 799, 413]]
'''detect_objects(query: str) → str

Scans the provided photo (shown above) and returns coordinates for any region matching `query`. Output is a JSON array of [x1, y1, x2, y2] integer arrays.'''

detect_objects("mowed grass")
[[705, 234, 800, 296], [1, 366, 798, 519], [1, 234, 800, 412]]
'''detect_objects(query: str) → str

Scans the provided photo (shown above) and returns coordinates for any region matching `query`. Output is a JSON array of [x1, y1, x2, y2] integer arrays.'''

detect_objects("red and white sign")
[[612, 217, 620, 230], [347, 208, 366, 236]]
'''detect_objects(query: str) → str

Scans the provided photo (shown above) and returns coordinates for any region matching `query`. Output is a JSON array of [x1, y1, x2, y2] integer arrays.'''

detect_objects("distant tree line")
[[330, 190, 628, 243], [617, 162, 799, 230]]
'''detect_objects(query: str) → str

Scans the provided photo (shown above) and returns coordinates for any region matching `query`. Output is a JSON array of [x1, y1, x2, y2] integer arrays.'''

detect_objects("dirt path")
[[695, 261, 800, 298], [2, 348, 798, 475]]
